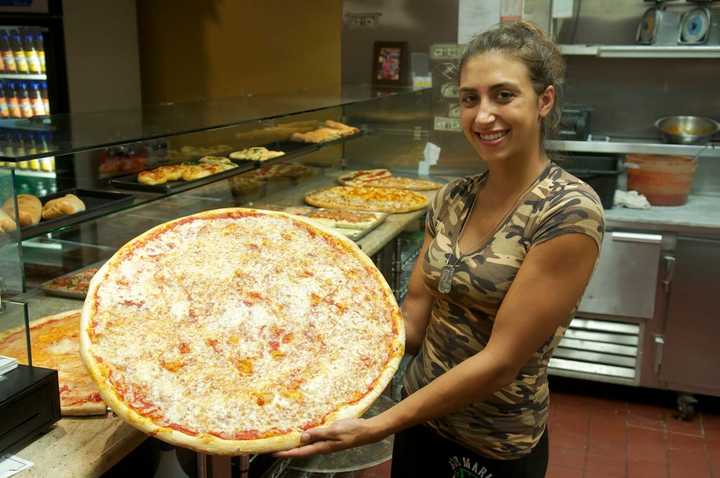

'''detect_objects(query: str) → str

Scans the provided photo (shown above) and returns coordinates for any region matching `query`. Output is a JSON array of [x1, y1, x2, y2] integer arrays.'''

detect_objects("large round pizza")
[[80, 208, 404, 455]]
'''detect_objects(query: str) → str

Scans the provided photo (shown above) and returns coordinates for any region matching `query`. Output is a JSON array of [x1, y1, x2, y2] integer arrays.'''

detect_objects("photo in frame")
[[372, 41, 410, 86]]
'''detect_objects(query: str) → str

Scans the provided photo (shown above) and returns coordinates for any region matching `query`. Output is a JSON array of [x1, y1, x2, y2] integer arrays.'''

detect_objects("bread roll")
[[0, 208, 16, 233], [2, 194, 41, 227], [41, 194, 86, 220]]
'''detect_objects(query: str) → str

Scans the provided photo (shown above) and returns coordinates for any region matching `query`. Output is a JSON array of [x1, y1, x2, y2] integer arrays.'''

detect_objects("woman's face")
[[459, 51, 554, 164]]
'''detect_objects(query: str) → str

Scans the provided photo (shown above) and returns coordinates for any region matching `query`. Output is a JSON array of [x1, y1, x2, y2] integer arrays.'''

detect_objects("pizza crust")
[[63, 401, 108, 416], [80, 208, 405, 455]]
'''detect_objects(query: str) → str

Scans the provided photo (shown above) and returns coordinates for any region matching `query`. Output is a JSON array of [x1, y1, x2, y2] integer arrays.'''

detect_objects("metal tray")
[[39, 260, 105, 300], [231, 141, 318, 163], [109, 161, 255, 193], [20, 189, 135, 240], [266, 128, 366, 154]]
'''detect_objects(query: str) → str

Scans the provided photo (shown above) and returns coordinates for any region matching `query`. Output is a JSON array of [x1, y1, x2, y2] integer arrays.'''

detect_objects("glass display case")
[[0, 83, 433, 352]]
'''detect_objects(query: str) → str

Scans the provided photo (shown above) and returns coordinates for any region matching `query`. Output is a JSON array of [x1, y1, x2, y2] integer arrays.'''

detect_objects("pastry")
[[0, 208, 17, 233], [41, 194, 86, 220], [2, 194, 41, 227]]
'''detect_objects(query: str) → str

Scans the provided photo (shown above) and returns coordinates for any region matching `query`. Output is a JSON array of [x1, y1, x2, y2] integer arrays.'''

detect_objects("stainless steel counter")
[[605, 194, 720, 236]]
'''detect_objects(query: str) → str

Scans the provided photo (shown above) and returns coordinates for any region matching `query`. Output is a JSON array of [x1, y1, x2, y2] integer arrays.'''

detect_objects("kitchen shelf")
[[558, 44, 720, 59], [11, 169, 55, 178], [546, 139, 720, 158], [0, 73, 46, 80]]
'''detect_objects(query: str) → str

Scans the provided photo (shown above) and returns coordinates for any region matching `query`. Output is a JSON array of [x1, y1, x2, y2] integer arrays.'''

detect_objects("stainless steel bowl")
[[655, 115, 720, 145]]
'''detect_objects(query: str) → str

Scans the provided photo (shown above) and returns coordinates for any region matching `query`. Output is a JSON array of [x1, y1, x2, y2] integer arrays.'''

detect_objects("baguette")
[[0, 208, 16, 233], [2, 194, 41, 227], [41, 194, 86, 220]]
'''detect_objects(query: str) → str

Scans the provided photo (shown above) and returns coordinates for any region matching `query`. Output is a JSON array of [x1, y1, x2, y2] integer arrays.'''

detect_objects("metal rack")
[[545, 138, 720, 157], [558, 44, 720, 58]]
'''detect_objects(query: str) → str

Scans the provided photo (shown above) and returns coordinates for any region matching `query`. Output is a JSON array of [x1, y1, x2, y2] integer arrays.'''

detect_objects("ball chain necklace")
[[438, 163, 549, 294]]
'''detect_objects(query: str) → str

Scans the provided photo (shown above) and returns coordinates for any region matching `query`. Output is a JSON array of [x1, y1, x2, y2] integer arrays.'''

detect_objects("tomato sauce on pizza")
[[80, 208, 404, 454]]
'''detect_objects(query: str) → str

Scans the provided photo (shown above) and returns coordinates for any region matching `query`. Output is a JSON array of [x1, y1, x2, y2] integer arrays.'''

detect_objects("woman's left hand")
[[274, 417, 384, 458]]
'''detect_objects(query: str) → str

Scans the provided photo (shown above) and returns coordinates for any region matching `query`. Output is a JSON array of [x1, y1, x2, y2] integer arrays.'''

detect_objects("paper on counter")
[[615, 190, 652, 210], [0, 355, 17, 376], [0, 454, 33, 478]]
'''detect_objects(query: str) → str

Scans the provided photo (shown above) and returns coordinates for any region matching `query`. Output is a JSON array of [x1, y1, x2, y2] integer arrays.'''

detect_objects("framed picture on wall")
[[372, 41, 409, 86]]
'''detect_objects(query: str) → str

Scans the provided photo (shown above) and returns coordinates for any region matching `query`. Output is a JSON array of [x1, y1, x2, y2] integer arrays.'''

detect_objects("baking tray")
[[336, 220, 384, 242], [267, 128, 366, 155], [230, 141, 319, 164], [20, 189, 135, 240], [109, 161, 256, 193], [39, 260, 105, 300], [277, 206, 386, 243]]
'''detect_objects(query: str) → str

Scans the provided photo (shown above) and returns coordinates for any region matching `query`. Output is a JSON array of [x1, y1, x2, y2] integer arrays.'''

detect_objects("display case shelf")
[[0, 85, 430, 162], [558, 44, 720, 59], [12, 170, 54, 178], [0, 73, 46, 80]]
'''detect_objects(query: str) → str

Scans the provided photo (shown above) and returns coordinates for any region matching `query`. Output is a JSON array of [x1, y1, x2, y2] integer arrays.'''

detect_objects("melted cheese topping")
[[88, 212, 399, 437], [349, 177, 441, 191], [0, 312, 104, 408], [306, 186, 428, 213]]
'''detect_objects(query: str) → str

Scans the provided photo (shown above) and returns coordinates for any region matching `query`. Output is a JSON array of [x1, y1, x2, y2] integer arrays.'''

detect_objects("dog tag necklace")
[[439, 186, 479, 295], [438, 256, 459, 294]]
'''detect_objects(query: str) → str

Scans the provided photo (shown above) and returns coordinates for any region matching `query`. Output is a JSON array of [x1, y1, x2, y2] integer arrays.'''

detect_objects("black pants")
[[390, 424, 549, 478]]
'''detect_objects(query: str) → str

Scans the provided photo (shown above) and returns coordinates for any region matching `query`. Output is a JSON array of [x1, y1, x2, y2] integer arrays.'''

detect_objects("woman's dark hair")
[[459, 21, 566, 137]]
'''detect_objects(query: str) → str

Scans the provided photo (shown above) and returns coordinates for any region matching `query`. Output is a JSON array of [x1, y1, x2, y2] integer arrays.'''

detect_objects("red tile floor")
[[354, 377, 720, 478]]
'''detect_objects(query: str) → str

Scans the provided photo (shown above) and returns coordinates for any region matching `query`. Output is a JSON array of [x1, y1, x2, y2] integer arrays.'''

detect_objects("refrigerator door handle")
[[662, 255, 676, 294], [611, 232, 663, 245], [654, 334, 665, 375]]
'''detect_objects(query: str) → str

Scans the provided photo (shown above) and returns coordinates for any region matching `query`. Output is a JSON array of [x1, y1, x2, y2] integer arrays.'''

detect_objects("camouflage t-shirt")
[[403, 163, 604, 460]]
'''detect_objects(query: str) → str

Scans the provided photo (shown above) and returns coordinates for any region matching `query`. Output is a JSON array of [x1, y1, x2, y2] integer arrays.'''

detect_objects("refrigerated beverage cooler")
[[0, 0, 68, 197]]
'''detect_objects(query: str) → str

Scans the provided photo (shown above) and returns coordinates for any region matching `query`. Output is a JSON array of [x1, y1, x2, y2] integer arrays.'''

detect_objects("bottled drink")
[[30, 82, 44, 116], [1, 131, 13, 157], [40, 81, 49, 114], [37, 132, 50, 153], [18, 82, 33, 118], [14, 134, 27, 158], [24, 32, 41, 74], [1, 31, 16, 73], [6, 81, 22, 118], [11, 30, 29, 73], [34, 32, 45, 73], [0, 81, 8, 118]]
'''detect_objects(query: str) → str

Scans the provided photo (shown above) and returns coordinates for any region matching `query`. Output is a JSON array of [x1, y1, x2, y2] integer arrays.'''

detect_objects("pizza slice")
[[229, 147, 286, 162], [199, 156, 235, 167], [325, 120, 360, 137], [138, 164, 187, 185], [251, 163, 311, 180], [338, 170, 442, 191], [0, 310, 106, 416], [304, 208, 386, 230], [42, 266, 101, 298], [357, 176, 442, 191], [305, 186, 429, 214], [338, 169, 393, 186], [290, 128, 343, 144]]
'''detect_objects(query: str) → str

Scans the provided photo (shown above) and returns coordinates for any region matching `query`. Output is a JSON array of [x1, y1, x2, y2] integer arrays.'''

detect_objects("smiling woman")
[[278, 22, 605, 478]]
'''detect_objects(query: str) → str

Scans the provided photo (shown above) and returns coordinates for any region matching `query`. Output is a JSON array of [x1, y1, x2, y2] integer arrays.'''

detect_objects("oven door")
[[578, 231, 663, 319], [549, 231, 663, 385]]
